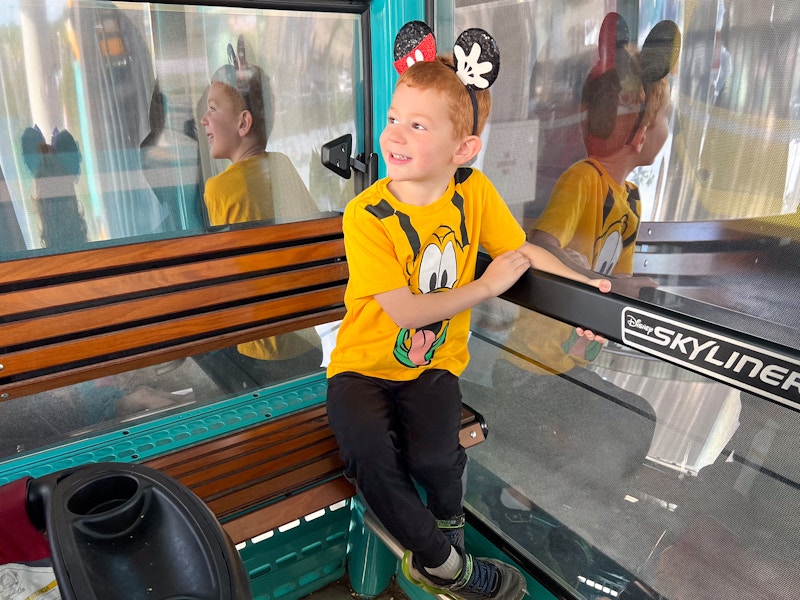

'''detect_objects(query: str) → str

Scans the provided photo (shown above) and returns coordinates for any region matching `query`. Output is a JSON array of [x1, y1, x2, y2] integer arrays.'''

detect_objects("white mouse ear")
[[453, 28, 500, 90], [393, 21, 437, 75]]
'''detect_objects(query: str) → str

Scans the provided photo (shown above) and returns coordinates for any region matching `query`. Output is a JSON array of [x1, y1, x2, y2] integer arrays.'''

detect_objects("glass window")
[[0, 0, 360, 259], [464, 298, 800, 600], [0, 324, 327, 459], [457, 0, 799, 349], [455, 2, 800, 597]]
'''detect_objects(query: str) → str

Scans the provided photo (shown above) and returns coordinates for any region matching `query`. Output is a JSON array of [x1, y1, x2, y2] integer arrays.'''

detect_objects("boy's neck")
[[232, 142, 265, 164], [387, 171, 456, 207], [589, 152, 637, 187]]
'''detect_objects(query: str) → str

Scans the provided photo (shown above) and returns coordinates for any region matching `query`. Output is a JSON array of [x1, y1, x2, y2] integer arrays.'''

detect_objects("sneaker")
[[402, 550, 527, 600], [438, 514, 465, 552]]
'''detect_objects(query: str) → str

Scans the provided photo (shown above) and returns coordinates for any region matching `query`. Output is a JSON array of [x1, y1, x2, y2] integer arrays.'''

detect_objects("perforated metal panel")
[[0, 373, 329, 486]]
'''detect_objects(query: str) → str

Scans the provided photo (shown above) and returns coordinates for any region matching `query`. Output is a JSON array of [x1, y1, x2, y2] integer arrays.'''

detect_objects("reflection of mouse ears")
[[211, 35, 268, 111], [591, 12, 680, 85], [21, 125, 82, 177], [583, 12, 681, 152], [52, 129, 82, 177], [21, 125, 46, 174], [392, 20, 500, 90]]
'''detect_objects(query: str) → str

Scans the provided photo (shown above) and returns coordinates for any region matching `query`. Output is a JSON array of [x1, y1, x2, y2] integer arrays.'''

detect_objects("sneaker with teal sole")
[[402, 550, 527, 600]]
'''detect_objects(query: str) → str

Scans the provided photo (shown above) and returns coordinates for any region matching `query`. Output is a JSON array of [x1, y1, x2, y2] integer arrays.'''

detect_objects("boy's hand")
[[577, 279, 611, 345], [481, 250, 531, 297], [586, 277, 612, 294]]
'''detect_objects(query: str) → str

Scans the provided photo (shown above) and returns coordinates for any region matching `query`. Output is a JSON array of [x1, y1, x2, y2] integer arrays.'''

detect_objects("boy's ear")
[[453, 135, 483, 165], [629, 124, 647, 153], [238, 110, 254, 137]]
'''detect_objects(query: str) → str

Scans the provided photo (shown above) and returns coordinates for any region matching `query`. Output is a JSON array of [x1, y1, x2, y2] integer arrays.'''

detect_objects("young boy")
[[325, 47, 611, 600]]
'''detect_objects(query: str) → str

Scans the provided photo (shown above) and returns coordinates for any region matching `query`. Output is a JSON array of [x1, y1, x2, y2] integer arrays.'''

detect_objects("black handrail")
[[477, 253, 800, 413]]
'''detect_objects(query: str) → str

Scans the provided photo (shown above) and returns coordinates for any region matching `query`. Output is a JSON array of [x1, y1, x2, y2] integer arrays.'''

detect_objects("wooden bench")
[[145, 402, 487, 544], [0, 215, 348, 401], [0, 213, 488, 547]]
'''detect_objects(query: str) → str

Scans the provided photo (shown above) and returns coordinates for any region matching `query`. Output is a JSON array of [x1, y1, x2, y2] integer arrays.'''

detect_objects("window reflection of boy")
[[198, 41, 322, 391], [485, 18, 680, 592], [531, 15, 681, 298]]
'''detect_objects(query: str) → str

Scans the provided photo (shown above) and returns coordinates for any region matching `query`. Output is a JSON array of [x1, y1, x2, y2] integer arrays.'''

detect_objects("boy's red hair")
[[398, 56, 492, 139]]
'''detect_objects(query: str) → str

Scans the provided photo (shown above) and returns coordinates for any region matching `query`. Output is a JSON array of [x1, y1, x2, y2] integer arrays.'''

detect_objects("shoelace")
[[454, 554, 499, 596]]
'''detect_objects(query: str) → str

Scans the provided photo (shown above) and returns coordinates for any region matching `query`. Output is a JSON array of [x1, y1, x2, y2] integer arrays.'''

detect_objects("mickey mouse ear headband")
[[393, 21, 500, 135], [584, 12, 681, 151]]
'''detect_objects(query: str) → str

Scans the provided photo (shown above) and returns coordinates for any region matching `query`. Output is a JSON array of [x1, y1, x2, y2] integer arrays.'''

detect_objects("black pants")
[[326, 369, 467, 567]]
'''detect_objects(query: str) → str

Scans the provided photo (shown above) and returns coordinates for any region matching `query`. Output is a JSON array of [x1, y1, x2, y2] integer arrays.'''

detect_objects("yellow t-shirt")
[[328, 168, 526, 381], [509, 157, 642, 374], [204, 152, 321, 360]]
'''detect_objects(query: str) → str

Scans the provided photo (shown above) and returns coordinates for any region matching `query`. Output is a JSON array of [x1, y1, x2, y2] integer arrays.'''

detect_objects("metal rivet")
[[470, 431, 477, 438], [1, 393, 8, 399], [0, 363, 4, 371]]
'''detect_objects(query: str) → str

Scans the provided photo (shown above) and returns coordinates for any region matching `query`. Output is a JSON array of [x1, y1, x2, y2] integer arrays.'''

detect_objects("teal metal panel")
[[0, 372, 329, 485], [347, 497, 396, 597], [463, 525, 558, 600], [239, 500, 352, 600]]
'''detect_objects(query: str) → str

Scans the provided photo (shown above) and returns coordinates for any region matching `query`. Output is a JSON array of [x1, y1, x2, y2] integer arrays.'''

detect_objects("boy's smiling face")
[[380, 83, 466, 196], [201, 82, 246, 161]]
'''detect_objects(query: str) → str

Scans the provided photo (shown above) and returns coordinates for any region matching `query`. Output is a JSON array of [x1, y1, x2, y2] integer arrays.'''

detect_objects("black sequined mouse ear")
[[639, 20, 681, 87], [453, 28, 500, 90], [393, 20, 437, 75]]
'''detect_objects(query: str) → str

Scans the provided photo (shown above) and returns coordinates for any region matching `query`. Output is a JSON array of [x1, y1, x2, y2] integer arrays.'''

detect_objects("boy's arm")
[[517, 241, 612, 293], [375, 250, 531, 330]]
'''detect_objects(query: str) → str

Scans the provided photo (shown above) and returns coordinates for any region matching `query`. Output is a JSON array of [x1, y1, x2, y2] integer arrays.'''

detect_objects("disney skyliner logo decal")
[[621, 307, 800, 411]]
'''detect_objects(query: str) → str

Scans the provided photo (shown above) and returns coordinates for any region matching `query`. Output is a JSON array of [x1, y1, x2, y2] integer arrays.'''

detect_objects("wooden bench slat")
[[179, 430, 338, 490], [1, 308, 345, 401], [204, 454, 344, 518], [0, 216, 344, 286], [1, 287, 344, 378], [145, 407, 329, 472], [0, 263, 347, 347], [0, 240, 344, 319], [221, 478, 355, 544]]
